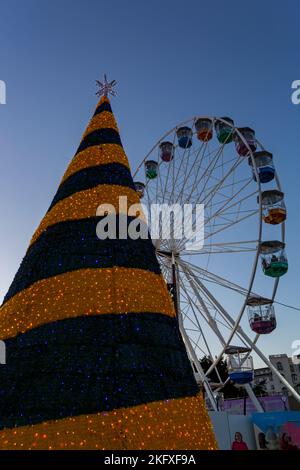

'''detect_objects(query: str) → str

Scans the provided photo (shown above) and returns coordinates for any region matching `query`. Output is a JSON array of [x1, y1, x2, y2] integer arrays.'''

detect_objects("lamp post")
[[215, 392, 225, 411], [281, 389, 289, 410]]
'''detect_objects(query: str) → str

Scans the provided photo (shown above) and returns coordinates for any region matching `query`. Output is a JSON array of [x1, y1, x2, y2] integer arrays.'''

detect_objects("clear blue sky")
[[0, 0, 299, 364]]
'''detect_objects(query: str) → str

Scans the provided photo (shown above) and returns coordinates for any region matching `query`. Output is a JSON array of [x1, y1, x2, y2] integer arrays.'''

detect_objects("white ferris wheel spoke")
[[203, 210, 258, 243], [178, 258, 254, 296], [175, 170, 257, 253], [181, 240, 258, 256], [175, 140, 219, 206]]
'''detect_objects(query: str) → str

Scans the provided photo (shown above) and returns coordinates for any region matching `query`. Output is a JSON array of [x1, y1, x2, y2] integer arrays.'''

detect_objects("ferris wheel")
[[133, 116, 299, 411]]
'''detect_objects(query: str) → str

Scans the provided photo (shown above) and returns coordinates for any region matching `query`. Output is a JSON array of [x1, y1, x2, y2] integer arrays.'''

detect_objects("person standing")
[[231, 432, 249, 450]]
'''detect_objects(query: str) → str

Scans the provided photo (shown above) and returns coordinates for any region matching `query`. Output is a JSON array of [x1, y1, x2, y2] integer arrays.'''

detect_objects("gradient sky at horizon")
[[0, 0, 300, 367]]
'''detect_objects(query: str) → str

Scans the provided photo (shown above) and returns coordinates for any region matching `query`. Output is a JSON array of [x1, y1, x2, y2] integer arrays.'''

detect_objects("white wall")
[[209, 411, 256, 450]]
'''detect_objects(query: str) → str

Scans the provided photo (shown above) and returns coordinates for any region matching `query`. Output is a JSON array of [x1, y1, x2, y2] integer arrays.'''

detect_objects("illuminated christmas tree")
[[0, 77, 217, 450]]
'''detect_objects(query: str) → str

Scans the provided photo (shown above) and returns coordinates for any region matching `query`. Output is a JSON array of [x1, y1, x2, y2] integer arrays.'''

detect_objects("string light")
[[0, 395, 217, 450], [60, 144, 130, 185], [0, 268, 176, 339], [81, 111, 119, 142], [30, 185, 140, 246]]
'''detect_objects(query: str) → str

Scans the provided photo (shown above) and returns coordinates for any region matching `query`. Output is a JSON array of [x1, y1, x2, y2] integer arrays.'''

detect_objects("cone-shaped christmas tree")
[[0, 80, 217, 450]]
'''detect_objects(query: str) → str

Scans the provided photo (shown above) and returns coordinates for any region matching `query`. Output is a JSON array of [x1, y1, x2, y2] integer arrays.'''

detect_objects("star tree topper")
[[96, 74, 117, 97]]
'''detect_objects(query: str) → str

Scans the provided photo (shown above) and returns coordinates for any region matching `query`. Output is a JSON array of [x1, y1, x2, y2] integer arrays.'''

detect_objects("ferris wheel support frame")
[[181, 259, 300, 404], [171, 255, 218, 411], [177, 277, 224, 386], [179, 260, 264, 412], [178, 258, 298, 401]]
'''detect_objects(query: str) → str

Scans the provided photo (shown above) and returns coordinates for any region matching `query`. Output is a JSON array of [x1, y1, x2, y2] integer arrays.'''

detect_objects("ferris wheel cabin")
[[249, 151, 275, 183], [226, 346, 254, 385], [234, 127, 257, 156], [134, 181, 145, 198], [214, 117, 234, 144], [195, 118, 213, 142], [159, 141, 174, 162], [247, 296, 277, 334], [260, 241, 288, 278], [145, 160, 158, 179], [261, 190, 287, 225], [176, 126, 193, 148]]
